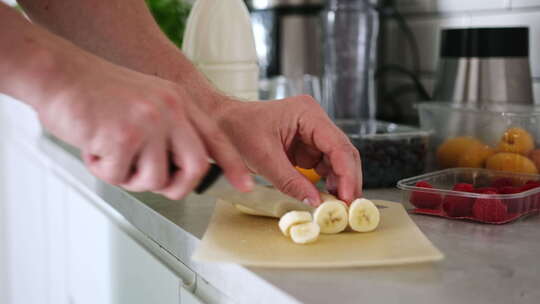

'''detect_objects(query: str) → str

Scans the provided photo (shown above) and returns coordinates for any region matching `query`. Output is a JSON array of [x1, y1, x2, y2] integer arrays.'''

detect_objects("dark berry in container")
[[336, 120, 431, 188]]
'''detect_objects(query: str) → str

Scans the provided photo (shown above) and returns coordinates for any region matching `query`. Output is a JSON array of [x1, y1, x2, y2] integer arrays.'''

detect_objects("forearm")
[[17, 0, 228, 115], [0, 3, 77, 109]]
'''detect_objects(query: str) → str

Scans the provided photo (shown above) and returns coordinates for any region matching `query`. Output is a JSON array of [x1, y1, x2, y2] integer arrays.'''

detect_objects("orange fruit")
[[485, 152, 538, 174], [529, 149, 540, 172], [296, 167, 322, 183], [497, 127, 534, 155], [457, 144, 495, 168], [437, 136, 484, 168]]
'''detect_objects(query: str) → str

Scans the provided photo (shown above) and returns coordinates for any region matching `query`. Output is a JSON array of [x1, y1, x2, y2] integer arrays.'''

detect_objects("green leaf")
[[145, 0, 192, 48]]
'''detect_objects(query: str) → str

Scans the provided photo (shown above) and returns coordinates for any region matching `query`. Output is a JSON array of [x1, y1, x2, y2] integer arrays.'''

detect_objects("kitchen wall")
[[384, 0, 540, 103]]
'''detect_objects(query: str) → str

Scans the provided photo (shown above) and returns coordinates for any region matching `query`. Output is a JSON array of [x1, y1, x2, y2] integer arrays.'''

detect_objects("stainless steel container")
[[433, 27, 533, 106], [245, 0, 324, 79]]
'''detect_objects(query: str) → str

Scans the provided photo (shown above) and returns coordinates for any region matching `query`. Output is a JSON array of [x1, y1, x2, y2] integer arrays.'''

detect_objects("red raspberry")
[[443, 183, 475, 217], [443, 195, 474, 217], [453, 183, 474, 192], [472, 191, 509, 222], [518, 181, 540, 212], [521, 181, 540, 191], [474, 187, 499, 194], [410, 181, 442, 209], [491, 178, 514, 189], [498, 186, 523, 214]]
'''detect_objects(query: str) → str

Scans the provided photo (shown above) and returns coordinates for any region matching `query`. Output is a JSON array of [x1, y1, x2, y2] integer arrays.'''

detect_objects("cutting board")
[[193, 200, 444, 268]]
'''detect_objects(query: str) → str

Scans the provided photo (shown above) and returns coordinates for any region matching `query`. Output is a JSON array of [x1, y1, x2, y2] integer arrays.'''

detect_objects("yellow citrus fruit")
[[457, 144, 495, 168], [529, 149, 540, 172], [497, 127, 534, 155], [437, 136, 484, 168], [296, 167, 322, 183], [485, 152, 538, 174]]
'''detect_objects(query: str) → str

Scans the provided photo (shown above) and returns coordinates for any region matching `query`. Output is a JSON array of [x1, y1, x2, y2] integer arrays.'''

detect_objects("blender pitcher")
[[323, 0, 379, 121]]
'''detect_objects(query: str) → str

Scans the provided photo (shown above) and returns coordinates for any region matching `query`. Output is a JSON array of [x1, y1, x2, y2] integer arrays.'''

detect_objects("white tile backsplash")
[[511, 0, 540, 9], [433, 0, 511, 12]]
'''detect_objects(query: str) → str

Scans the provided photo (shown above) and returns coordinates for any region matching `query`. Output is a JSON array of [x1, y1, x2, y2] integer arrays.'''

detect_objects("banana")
[[348, 198, 380, 232], [235, 204, 277, 218], [289, 222, 320, 244], [278, 211, 313, 237], [313, 199, 349, 234]]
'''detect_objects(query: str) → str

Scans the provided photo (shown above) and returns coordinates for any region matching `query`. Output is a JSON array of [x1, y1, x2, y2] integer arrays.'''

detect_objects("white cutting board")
[[193, 200, 444, 268]]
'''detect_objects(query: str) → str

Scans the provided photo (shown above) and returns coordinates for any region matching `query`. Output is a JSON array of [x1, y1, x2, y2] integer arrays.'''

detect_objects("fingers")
[[258, 151, 322, 207], [120, 136, 169, 192], [187, 105, 253, 192], [155, 122, 210, 200], [291, 141, 323, 169], [294, 99, 362, 202], [83, 129, 141, 185]]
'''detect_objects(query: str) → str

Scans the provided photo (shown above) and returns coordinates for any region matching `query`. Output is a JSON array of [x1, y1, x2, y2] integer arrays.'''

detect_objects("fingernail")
[[243, 175, 254, 191], [303, 197, 319, 207]]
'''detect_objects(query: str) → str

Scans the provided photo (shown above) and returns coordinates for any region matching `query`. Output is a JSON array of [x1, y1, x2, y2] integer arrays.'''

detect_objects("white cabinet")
[[0, 140, 49, 304], [65, 185, 181, 304], [0, 97, 186, 304]]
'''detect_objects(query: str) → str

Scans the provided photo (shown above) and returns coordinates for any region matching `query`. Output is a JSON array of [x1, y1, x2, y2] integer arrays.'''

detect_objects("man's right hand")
[[36, 58, 253, 199]]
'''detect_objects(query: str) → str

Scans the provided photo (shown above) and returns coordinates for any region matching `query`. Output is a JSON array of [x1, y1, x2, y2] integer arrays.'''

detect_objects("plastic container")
[[336, 120, 431, 188], [398, 168, 540, 224], [418, 102, 540, 173]]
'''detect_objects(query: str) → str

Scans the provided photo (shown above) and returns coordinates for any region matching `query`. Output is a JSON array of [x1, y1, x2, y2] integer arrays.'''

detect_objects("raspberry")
[[410, 181, 442, 209], [491, 178, 514, 189], [518, 181, 540, 212], [453, 183, 474, 192], [472, 191, 509, 222], [443, 183, 475, 217], [498, 186, 523, 214], [443, 195, 474, 217], [521, 181, 540, 192], [498, 186, 521, 195], [474, 187, 499, 194]]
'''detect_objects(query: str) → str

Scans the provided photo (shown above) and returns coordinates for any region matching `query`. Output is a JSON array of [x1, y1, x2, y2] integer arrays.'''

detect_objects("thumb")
[[259, 154, 322, 207]]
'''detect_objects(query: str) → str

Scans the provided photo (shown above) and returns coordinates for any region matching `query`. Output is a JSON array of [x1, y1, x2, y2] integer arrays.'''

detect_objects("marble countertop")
[[40, 135, 540, 304]]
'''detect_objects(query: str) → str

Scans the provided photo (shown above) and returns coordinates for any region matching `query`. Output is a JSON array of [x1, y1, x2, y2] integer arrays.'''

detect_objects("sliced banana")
[[289, 222, 320, 244], [313, 200, 349, 234], [278, 211, 313, 237], [235, 204, 276, 218], [348, 198, 380, 232]]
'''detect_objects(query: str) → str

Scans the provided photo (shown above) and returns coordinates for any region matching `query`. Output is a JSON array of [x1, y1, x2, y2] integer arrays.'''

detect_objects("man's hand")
[[217, 96, 362, 206], [42, 62, 252, 200], [0, 4, 252, 200]]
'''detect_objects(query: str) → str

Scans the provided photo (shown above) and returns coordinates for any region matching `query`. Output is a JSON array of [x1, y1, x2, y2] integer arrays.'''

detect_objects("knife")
[[195, 164, 314, 217]]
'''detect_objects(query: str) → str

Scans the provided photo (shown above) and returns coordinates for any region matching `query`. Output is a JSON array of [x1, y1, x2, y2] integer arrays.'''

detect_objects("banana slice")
[[348, 198, 380, 232], [235, 204, 277, 218], [278, 211, 313, 237], [289, 222, 320, 244], [313, 200, 349, 234]]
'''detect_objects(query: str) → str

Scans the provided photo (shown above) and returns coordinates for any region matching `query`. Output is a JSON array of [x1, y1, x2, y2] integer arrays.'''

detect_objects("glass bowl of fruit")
[[336, 120, 431, 188], [398, 168, 540, 224], [418, 102, 540, 174]]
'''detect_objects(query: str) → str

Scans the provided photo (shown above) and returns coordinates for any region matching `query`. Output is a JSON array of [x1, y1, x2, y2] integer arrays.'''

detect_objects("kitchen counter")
[[40, 134, 540, 304]]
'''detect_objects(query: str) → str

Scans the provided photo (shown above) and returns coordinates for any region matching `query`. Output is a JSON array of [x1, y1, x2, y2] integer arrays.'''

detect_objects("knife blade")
[[195, 164, 314, 217]]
